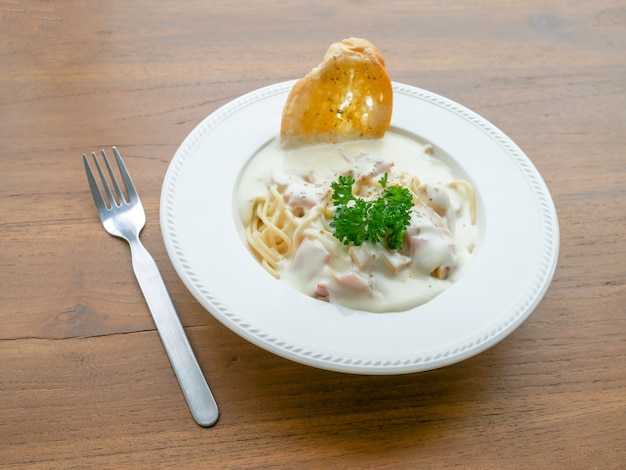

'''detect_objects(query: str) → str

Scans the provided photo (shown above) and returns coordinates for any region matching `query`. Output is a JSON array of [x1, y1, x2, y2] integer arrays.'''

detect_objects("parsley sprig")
[[330, 173, 413, 250]]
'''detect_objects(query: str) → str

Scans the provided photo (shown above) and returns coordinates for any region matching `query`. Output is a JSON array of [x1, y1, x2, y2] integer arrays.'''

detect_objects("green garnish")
[[330, 173, 413, 250]]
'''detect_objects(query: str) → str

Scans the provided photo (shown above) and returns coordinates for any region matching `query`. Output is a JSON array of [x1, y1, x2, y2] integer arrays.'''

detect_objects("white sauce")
[[237, 132, 477, 312]]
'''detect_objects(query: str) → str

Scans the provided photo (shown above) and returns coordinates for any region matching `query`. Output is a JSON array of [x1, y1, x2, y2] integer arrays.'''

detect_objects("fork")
[[83, 147, 219, 427]]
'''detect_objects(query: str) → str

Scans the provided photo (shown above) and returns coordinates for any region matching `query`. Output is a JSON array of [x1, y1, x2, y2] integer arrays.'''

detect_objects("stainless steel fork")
[[83, 147, 219, 427]]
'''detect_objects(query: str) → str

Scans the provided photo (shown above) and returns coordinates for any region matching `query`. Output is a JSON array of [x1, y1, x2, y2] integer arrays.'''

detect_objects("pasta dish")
[[237, 132, 477, 312]]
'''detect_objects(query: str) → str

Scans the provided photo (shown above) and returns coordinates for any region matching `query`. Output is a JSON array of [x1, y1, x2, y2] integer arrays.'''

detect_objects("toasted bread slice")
[[281, 38, 393, 146]]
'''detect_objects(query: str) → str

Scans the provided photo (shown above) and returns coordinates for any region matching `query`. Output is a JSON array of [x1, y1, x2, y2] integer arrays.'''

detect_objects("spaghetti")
[[237, 133, 478, 312]]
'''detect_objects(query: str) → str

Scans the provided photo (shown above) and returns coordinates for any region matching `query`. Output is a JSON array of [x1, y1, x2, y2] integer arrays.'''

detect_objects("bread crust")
[[281, 38, 393, 146]]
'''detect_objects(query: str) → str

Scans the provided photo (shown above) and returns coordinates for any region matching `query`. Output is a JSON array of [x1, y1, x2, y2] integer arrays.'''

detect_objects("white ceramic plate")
[[160, 81, 559, 375]]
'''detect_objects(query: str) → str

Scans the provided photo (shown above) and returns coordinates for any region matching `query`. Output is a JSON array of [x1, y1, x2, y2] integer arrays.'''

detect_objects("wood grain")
[[1, 0, 624, 468]]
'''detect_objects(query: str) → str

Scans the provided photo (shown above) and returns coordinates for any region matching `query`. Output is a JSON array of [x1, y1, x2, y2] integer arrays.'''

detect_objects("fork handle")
[[128, 237, 219, 427]]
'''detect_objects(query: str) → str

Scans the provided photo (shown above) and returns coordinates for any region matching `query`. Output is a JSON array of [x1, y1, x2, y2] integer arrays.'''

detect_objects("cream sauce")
[[237, 132, 477, 312]]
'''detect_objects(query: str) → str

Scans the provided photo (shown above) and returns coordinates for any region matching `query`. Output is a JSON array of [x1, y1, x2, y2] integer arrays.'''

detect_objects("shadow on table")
[[214, 329, 517, 454]]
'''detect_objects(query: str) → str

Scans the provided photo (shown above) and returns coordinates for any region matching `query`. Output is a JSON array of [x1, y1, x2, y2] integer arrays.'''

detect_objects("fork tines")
[[83, 147, 137, 210]]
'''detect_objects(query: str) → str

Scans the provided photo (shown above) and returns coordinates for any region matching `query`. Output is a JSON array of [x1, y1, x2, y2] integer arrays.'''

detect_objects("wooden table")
[[1, 1, 624, 468]]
